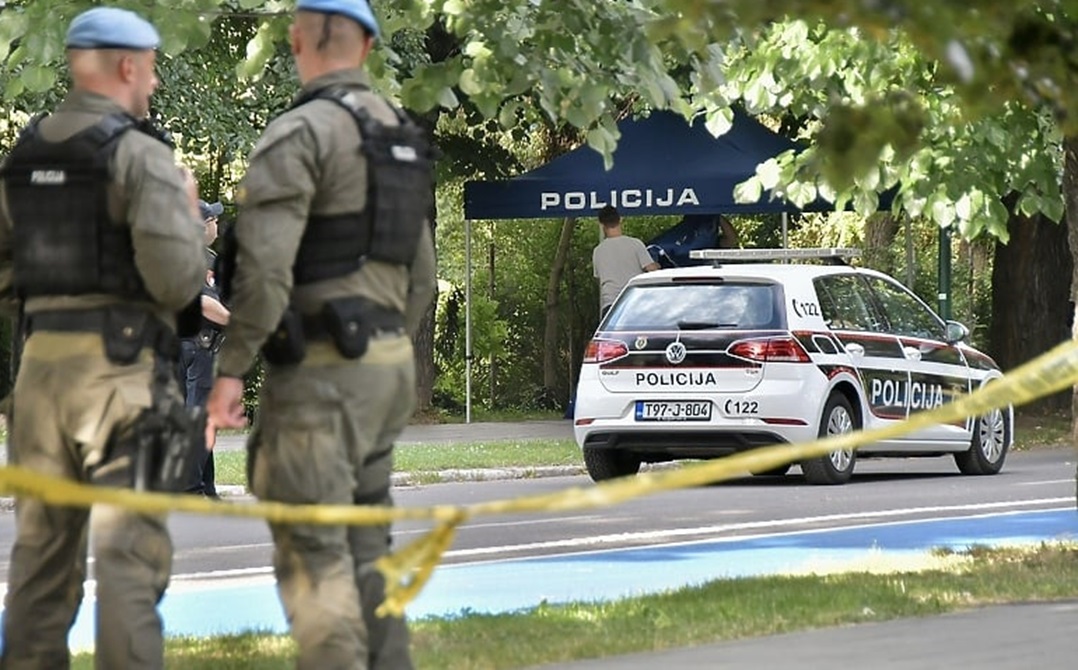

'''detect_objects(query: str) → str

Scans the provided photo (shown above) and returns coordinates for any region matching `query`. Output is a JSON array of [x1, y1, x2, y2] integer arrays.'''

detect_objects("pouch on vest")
[[322, 296, 373, 359], [103, 306, 153, 365], [262, 308, 307, 365]]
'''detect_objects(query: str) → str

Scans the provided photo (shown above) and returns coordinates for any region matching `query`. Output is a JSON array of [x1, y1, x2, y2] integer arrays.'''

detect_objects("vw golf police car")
[[573, 248, 1011, 485]]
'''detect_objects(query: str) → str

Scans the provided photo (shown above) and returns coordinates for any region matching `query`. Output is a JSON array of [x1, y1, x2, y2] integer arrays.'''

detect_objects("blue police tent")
[[464, 109, 820, 220]]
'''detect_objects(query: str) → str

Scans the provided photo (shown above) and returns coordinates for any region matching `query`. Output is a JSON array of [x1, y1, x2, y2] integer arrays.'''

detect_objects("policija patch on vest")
[[30, 170, 66, 185]]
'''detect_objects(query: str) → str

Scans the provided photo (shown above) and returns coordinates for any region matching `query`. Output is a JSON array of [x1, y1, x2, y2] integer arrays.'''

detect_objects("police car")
[[573, 248, 1011, 485]]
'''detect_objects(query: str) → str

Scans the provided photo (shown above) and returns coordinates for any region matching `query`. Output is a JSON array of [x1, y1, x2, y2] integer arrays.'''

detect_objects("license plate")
[[635, 400, 712, 422]]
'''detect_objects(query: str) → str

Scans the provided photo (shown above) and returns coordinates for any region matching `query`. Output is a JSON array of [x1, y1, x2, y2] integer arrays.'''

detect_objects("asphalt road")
[[0, 433, 1072, 580]]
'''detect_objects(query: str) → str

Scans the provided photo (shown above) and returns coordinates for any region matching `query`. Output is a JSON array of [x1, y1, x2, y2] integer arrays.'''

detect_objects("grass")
[[1013, 409, 1072, 450], [70, 543, 1078, 669], [212, 439, 582, 488]]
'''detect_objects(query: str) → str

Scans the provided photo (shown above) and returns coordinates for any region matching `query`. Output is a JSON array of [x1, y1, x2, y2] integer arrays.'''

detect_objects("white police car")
[[573, 248, 1012, 485]]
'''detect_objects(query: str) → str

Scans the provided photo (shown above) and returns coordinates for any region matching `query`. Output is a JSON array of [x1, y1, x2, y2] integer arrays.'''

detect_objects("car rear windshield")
[[605, 282, 784, 331]]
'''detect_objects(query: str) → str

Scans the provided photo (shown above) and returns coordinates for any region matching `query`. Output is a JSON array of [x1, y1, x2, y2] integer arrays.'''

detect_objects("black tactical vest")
[[288, 86, 435, 285], [0, 113, 161, 300]]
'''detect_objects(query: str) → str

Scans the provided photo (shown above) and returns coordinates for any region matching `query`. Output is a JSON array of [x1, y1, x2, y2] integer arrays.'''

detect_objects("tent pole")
[[781, 212, 788, 249], [465, 218, 473, 424]]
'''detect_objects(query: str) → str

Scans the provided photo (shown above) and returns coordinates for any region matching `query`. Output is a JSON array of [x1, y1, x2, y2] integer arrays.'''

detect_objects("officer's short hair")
[[598, 205, 620, 227]]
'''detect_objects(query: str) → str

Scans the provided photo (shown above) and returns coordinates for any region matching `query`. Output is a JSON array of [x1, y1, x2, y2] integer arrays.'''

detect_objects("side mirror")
[[944, 320, 969, 344]]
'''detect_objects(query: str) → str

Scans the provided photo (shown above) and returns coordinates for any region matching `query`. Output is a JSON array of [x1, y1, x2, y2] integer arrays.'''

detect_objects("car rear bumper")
[[580, 429, 793, 460]]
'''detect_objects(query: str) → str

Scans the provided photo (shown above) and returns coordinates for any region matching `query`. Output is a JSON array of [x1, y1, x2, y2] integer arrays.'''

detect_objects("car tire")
[[583, 447, 642, 482], [801, 393, 857, 485], [750, 464, 791, 477], [954, 406, 1010, 475]]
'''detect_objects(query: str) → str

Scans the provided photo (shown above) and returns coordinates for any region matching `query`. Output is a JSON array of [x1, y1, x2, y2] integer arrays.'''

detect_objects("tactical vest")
[[0, 113, 161, 300], [288, 86, 435, 285]]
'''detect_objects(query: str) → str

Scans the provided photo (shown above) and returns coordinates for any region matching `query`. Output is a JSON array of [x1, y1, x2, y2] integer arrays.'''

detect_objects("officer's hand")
[[206, 376, 247, 444]]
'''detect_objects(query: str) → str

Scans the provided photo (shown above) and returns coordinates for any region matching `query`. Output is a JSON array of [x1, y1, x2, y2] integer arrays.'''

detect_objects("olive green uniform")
[[0, 91, 206, 670], [219, 68, 436, 670]]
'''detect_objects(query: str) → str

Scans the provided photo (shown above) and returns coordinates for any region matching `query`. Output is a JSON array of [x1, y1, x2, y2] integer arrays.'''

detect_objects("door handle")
[[844, 342, 864, 357]]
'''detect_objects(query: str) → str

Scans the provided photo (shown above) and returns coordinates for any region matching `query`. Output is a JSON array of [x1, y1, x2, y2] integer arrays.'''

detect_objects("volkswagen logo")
[[664, 341, 687, 365]]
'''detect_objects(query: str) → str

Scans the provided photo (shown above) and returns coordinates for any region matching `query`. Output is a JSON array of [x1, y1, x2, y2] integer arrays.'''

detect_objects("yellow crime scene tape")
[[3, 337, 1078, 616]]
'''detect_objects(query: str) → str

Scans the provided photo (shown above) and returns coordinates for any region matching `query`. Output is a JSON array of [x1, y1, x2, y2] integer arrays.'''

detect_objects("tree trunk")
[[1063, 136, 1078, 506], [862, 212, 899, 273], [989, 195, 1073, 413], [413, 197, 439, 414], [542, 217, 576, 407], [413, 298, 437, 413]]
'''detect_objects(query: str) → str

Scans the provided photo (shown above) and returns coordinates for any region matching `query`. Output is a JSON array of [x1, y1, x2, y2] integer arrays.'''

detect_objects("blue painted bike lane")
[[40, 507, 1078, 649]]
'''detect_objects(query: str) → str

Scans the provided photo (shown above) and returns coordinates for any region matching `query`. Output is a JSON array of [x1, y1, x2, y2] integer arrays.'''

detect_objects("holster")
[[196, 326, 222, 352], [262, 307, 307, 365], [93, 361, 206, 492]]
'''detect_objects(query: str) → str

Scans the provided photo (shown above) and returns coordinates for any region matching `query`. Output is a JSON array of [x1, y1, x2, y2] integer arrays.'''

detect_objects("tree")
[[6, 0, 1078, 419]]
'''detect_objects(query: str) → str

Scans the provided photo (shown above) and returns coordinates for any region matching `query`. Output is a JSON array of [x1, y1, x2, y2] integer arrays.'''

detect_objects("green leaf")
[[705, 107, 733, 137], [757, 158, 781, 190], [734, 176, 763, 204], [437, 86, 460, 109], [498, 100, 519, 128], [930, 197, 956, 228], [4, 75, 25, 100], [787, 181, 818, 207], [20, 65, 56, 93], [458, 68, 482, 95]]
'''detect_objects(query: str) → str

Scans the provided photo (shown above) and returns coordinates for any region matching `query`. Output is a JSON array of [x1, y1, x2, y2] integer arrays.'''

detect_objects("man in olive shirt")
[[207, 1, 437, 668], [0, 7, 206, 669]]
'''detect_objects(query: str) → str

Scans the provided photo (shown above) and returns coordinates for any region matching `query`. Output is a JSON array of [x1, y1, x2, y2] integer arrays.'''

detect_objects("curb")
[[0, 467, 588, 509]]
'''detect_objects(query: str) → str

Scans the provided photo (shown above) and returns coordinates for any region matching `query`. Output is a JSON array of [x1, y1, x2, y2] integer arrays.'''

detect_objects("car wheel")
[[750, 464, 791, 477], [583, 447, 642, 482], [954, 406, 1010, 475], [801, 393, 857, 485]]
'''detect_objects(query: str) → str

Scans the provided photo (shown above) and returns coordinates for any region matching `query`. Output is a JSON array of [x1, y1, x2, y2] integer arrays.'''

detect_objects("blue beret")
[[296, 0, 380, 38], [198, 200, 224, 220], [66, 7, 160, 50]]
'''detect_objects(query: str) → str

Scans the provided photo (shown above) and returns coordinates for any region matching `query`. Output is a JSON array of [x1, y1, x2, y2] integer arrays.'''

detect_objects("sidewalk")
[[535, 599, 1078, 669]]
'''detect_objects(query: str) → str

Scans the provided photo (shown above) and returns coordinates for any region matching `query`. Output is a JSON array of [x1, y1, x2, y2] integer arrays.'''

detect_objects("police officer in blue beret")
[[0, 6, 206, 669], [207, 0, 436, 667]]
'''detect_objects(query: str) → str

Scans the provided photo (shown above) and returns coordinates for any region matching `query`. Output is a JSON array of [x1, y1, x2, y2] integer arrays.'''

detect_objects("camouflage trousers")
[[249, 336, 416, 670], [1, 333, 175, 670]]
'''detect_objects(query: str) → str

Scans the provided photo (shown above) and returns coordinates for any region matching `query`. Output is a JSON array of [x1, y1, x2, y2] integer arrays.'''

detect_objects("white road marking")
[[441, 498, 1073, 560], [1014, 479, 1075, 486]]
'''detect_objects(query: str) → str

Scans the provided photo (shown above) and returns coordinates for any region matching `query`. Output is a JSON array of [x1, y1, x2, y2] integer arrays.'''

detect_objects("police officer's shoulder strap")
[[292, 85, 414, 136]]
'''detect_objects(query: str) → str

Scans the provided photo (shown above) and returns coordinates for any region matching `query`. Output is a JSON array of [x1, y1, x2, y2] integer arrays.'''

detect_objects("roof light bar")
[[688, 247, 862, 262]]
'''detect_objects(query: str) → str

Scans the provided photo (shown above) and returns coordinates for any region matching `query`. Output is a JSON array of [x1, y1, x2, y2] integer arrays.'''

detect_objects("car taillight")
[[729, 336, 810, 363], [583, 338, 630, 363]]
